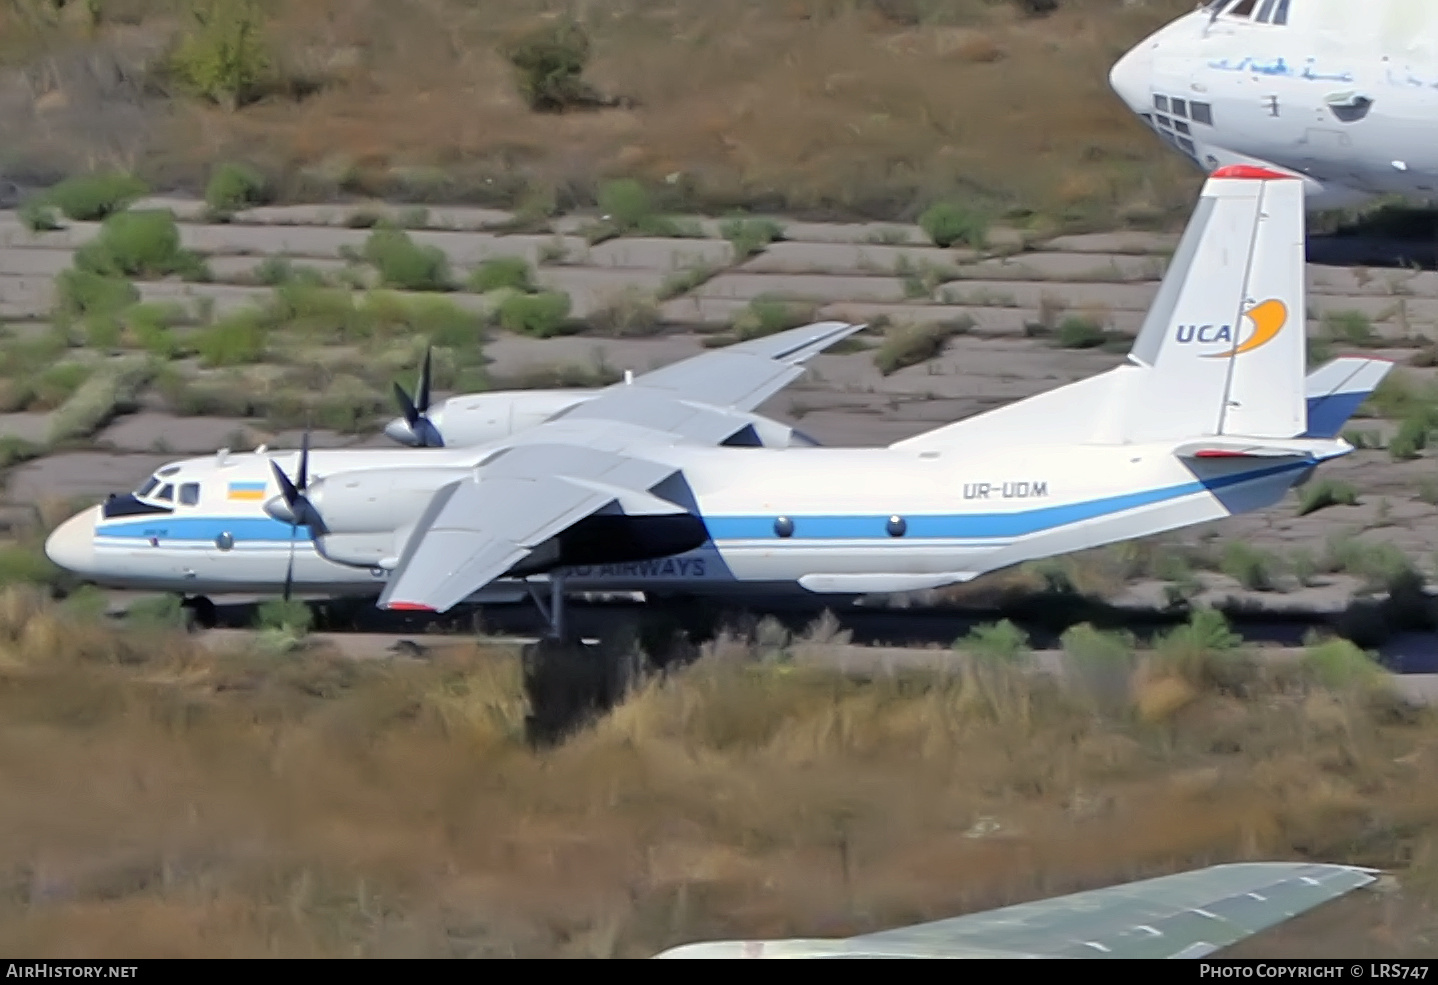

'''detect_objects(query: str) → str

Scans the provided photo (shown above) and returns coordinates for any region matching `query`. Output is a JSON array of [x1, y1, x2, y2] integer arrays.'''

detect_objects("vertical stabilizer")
[[1120, 165, 1307, 442]]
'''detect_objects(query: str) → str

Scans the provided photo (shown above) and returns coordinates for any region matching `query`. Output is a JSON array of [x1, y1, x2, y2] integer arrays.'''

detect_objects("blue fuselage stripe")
[[93, 461, 1306, 547]]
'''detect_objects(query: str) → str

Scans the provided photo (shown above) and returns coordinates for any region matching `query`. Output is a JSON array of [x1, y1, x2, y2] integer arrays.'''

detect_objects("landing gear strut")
[[524, 572, 570, 641], [181, 595, 217, 631]]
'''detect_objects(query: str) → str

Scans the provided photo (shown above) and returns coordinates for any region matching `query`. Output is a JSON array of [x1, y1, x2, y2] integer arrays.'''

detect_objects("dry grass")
[[1, 0, 1202, 226], [0, 591, 1435, 957]]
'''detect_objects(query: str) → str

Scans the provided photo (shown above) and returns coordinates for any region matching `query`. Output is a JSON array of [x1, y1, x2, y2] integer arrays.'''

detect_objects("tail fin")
[[1107, 164, 1307, 443], [1303, 357, 1394, 438], [891, 165, 1308, 453]]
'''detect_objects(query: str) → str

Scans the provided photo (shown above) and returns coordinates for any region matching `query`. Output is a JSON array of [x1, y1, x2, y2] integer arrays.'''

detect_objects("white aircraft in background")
[[654, 861, 1379, 958], [45, 166, 1393, 639], [1110, 0, 1438, 212]]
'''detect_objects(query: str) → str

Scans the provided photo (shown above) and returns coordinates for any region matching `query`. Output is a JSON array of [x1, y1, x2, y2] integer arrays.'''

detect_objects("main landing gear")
[[180, 595, 217, 631]]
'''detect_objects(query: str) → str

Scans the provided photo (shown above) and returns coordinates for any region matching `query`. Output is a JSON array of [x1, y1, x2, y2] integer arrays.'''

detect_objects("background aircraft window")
[[1191, 101, 1214, 125], [1171, 98, 1188, 118], [1273, 0, 1290, 25], [179, 482, 200, 506], [136, 477, 159, 497], [1154, 94, 1169, 112], [156, 484, 174, 502]]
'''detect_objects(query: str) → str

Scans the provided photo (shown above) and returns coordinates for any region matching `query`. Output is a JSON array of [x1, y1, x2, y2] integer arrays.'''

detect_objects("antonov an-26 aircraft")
[[1110, 0, 1438, 212], [47, 166, 1393, 638]]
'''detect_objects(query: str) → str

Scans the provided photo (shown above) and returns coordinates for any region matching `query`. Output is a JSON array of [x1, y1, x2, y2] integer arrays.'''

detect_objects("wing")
[[619, 320, 864, 413], [652, 863, 1378, 959], [377, 444, 679, 613]]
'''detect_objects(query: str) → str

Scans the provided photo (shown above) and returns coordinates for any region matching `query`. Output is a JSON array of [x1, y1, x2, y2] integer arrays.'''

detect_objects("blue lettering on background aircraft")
[[1176, 324, 1233, 344], [567, 558, 708, 578]]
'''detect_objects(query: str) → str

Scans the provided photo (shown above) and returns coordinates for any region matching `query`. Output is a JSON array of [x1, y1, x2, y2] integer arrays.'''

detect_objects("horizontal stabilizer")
[[1174, 437, 1349, 461], [1303, 356, 1394, 438]]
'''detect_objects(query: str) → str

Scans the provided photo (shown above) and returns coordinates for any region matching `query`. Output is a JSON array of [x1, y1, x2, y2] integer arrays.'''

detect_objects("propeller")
[[268, 428, 327, 602], [388, 345, 444, 447]]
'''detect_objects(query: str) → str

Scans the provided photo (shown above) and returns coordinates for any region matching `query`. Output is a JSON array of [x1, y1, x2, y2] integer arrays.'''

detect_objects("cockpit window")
[[136, 476, 159, 497], [179, 482, 200, 506], [156, 484, 174, 502], [1228, 0, 1259, 16]]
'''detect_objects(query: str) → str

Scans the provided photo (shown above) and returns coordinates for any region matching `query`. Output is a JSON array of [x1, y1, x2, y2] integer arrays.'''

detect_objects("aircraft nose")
[[44, 505, 99, 575], [1109, 42, 1153, 116]]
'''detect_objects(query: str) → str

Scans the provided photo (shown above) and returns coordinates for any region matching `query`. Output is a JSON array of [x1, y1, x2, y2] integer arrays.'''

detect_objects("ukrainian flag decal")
[[228, 481, 267, 501]]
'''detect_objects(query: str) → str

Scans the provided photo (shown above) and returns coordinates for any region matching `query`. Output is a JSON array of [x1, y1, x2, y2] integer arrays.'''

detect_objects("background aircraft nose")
[[1109, 43, 1153, 115], [44, 505, 98, 575]]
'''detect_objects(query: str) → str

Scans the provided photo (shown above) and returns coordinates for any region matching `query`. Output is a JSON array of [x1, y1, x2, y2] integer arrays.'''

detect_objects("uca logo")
[[1175, 299, 1287, 358]]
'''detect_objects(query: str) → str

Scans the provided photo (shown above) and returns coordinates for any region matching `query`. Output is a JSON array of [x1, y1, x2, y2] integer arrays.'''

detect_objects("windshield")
[[136, 476, 160, 497]]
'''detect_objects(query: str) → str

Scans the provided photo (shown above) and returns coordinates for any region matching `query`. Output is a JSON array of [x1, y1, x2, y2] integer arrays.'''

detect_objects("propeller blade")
[[270, 459, 299, 506], [297, 428, 310, 491], [417, 345, 432, 414], [393, 381, 419, 428], [283, 523, 296, 602]]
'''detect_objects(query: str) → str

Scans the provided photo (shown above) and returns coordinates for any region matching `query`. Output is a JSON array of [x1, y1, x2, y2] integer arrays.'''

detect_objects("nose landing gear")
[[181, 595, 217, 631]]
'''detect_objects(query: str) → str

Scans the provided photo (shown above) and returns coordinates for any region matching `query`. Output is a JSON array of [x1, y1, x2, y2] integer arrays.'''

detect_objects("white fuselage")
[[45, 438, 1321, 602], [1111, 0, 1438, 210]]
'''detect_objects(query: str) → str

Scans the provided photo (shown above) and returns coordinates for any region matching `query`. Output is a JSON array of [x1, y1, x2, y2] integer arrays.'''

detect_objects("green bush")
[[720, 215, 785, 258], [363, 292, 487, 349], [598, 179, 653, 231], [732, 296, 816, 341], [127, 594, 189, 630], [873, 318, 972, 375], [0, 544, 57, 588], [122, 303, 187, 358], [959, 620, 1028, 662], [31, 363, 93, 411], [45, 172, 148, 221], [919, 201, 987, 249], [468, 256, 534, 294], [498, 291, 572, 338], [1389, 413, 1431, 461], [1301, 635, 1387, 691], [18, 196, 62, 231], [1055, 315, 1107, 349], [1322, 309, 1375, 345], [54, 269, 139, 320], [205, 161, 270, 213], [362, 228, 452, 292], [1220, 541, 1280, 592], [503, 17, 598, 113], [0, 435, 42, 469], [255, 597, 313, 634], [167, 0, 272, 110], [74, 210, 208, 280], [197, 309, 269, 366], [47, 358, 154, 445], [1297, 478, 1359, 517]]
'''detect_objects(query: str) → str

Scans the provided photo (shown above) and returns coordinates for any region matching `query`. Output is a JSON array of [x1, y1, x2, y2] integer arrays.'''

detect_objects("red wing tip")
[[384, 602, 435, 612], [1211, 164, 1293, 181]]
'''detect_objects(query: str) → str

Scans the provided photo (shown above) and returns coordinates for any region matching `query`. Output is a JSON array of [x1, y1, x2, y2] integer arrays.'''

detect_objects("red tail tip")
[[1211, 164, 1292, 181], [385, 602, 434, 612]]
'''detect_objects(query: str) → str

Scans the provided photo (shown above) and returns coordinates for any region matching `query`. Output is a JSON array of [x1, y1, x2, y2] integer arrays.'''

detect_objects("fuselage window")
[[1190, 101, 1214, 126], [1154, 94, 1169, 112], [156, 484, 174, 502], [1175, 120, 1192, 135], [1171, 98, 1188, 118], [179, 482, 201, 506]]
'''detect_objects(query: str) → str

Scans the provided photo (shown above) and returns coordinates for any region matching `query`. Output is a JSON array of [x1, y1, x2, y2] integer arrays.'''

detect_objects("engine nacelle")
[[385, 390, 593, 448]]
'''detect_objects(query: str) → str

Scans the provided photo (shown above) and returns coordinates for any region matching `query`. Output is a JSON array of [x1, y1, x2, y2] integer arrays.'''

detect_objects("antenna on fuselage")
[[216, 447, 229, 467], [624, 370, 633, 385]]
